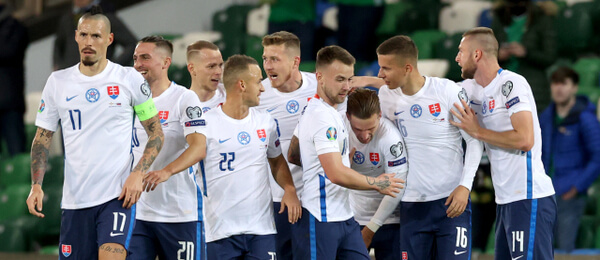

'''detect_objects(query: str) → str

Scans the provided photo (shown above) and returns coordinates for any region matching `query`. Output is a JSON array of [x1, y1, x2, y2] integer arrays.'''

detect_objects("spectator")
[[263, 0, 316, 61], [0, 0, 28, 156], [491, 0, 557, 111], [53, 0, 136, 70], [540, 67, 600, 252]]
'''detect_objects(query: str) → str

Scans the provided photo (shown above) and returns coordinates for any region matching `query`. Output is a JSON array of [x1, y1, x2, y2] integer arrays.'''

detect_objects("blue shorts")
[[207, 234, 276, 260], [495, 196, 557, 260], [127, 220, 205, 260], [59, 198, 135, 259], [293, 208, 369, 260], [400, 197, 472, 260], [273, 202, 294, 260], [360, 224, 400, 260]]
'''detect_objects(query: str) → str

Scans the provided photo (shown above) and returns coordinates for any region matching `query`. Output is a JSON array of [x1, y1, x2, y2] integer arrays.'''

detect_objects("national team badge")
[[287, 100, 300, 114], [482, 101, 487, 114], [86, 88, 100, 103], [62, 244, 72, 257], [428, 103, 441, 117], [370, 153, 380, 166], [326, 127, 337, 141], [402, 251, 408, 260], [107, 86, 119, 99], [502, 81, 513, 96], [353, 151, 365, 164], [38, 99, 45, 113], [488, 99, 495, 113], [257, 129, 267, 142], [390, 141, 403, 158], [410, 104, 422, 118], [158, 111, 169, 124], [238, 131, 251, 145]]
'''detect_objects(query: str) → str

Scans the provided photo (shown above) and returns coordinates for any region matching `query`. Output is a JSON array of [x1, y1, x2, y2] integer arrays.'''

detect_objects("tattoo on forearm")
[[134, 116, 164, 173], [31, 128, 53, 185], [367, 176, 391, 191]]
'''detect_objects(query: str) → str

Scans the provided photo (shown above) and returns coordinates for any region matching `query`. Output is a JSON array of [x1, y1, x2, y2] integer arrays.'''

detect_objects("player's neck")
[[317, 88, 337, 109], [78, 58, 108, 77], [149, 76, 171, 98], [221, 96, 249, 120], [401, 74, 426, 96], [190, 83, 216, 102], [475, 60, 501, 88], [278, 70, 303, 93]]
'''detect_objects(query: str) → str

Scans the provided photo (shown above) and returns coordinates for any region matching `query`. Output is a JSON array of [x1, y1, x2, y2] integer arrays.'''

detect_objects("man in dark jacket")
[[0, 2, 28, 156], [540, 67, 600, 252]]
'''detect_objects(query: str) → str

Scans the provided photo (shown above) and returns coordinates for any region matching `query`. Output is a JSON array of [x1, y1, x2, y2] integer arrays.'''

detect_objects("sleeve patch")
[[140, 81, 151, 97], [458, 88, 469, 102], [502, 81, 513, 96], [390, 141, 404, 158], [185, 119, 206, 127], [186, 106, 202, 119], [505, 96, 520, 109], [326, 127, 337, 140], [388, 157, 407, 167]]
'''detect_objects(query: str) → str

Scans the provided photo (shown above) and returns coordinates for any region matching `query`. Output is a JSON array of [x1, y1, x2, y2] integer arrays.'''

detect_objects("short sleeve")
[[501, 77, 533, 116], [129, 71, 151, 106], [380, 121, 408, 174], [179, 90, 205, 137], [445, 81, 468, 123], [267, 115, 283, 158], [35, 74, 60, 132], [312, 113, 341, 155]]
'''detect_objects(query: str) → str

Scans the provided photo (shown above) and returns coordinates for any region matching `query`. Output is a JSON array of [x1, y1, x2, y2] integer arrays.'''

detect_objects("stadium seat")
[[375, 1, 412, 38], [245, 36, 264, 68], [247, 4, 270, 37], [357, 61, 380, 77], [485, 222, 495, 254], [0, 153, 31, 187], [44, 156, 64, 189], [418, 59, 450, 78], [397, 2, 444, 36], [433, 32, 463, 81], [24, 124, 36, 152], [478, 8, 493, 28], [578, 86, 600, 105], [35, 186, 62, 238], [411, 30, 447, 60], [439, 1, 492, 35], [212, 4, 256, 59], [168, 65, 191, 88], [576, 215, 596, 248], [40, 245, 59, 255], [0, 184, 32, 221], [0, 216, 38, 252], [554, 4, 594, 58], [299, 62, 316, 74], [572, 58, 600, 87]]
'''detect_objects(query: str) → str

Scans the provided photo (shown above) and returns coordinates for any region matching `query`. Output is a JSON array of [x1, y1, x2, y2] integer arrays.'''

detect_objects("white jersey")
[[197, 106, 281, 242], [257, 71, 318, 201], [298, 96, 352, 222], [199, 83, 226, 114], [461, 69, 555, 204], [132, 82, 202, 223], [379, 76, 480, 202], [347, 117, 408, 225], [35, 61, 150, 209]]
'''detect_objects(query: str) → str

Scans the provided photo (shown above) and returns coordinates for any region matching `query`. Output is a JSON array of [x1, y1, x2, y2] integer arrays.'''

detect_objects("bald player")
[[453, 27, 556, 260]]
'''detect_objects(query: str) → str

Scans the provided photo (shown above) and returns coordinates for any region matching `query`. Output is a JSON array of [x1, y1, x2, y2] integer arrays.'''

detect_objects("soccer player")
[[127, 36, 206, 260], [26, 7, 164, 260], [294, 45, 403, 259], [197, 54, 302, 259], [187, 40, 225, 112], [346, 88, 408, 260], [452, 27, 556, 260], [377, 35, 483, 260]]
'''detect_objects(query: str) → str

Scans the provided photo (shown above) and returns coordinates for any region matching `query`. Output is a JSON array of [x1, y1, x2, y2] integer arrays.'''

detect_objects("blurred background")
[[1, 0, 600, 258]]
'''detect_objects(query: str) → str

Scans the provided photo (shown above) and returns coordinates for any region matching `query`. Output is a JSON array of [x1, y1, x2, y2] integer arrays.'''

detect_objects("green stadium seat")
[[577, 215, 596, 248], [299, 62, 316, 73], [485, 222, 495, 254], [555, 4, 594, 58], [573, 58, 600, 88], [411, 30, 447, 60], [433, 32, 463, 82], [375, 2, 413, 37], [0, 153, 31, 187], [0, 184, 31, 221], [212, 4, 256, 59], [24, 124, 36, 152], [35, 186, 62, 237], [168, 65, 191, 89], [245, 35, 264, 67], [578, 86, 600, 105], [44, 156, 64, 189], [0, 216, 38, 252], [40, 245, 59, 255]]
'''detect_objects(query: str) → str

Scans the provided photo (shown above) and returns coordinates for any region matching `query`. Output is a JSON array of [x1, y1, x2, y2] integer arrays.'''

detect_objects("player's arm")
[[287, 135, 302, 167], [319, 152, 403, 196], [450, 99, 534, 151], [143, 133, 206, 192], [268, 155, 302, 223], [26, 127, 54, 218], [351, 76, 385, 89]]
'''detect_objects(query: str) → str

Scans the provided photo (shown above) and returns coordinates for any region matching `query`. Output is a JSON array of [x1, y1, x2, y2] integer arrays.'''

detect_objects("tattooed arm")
[[118, 114, 164, 208], [26, 127, 55, 218]]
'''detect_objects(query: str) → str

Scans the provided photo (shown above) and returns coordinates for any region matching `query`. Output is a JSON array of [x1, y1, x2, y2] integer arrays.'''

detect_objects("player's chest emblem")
[[428, 103, 441, 117], [287, 100, 300, 114], [370, 153, 380, 166], [159, 111, 169, 125], [257, 129, 267, 142], [410, 104, 422, 118], [488, 99, 495, 113], [86, 88, 100, 103], [107, 86, 120, 99], [353, 151, 365, 164], [238, 131, 251, 145], [482, 101, 488, 114]]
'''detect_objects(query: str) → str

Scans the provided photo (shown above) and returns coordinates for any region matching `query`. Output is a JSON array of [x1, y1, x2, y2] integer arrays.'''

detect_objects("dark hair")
[[139, 35, 174, 56], [223, 55, 259, 89], [347, 88, 381, 119], [551, 67, 579, 85], [376, 35, 418, 61], [315, 45, 355, 70], [79, 5, 111, 33]]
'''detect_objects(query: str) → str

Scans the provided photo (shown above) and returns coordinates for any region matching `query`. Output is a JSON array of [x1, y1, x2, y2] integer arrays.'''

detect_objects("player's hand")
[[26, 184, 45, 218], [361, 226, 375, 248], [449, 99, 481, 139], [372, 173, 404, 197], [119, 171, 144, 209], [445, 185, 469, 218], [280, 188, 302, 224], [143, 169, 172, 192]]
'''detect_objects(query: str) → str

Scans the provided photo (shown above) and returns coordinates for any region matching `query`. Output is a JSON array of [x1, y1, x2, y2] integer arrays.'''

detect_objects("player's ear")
[[108, 32, 114, 46], [163, 56, 172, 70], [239, 79, 246, 91], [187, 63, 195, 76]]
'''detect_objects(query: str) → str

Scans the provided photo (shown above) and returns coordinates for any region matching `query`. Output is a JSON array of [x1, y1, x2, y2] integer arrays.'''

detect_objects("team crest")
[[482, 101, 487, 114], [428, 103, 441, 117], [326, 127, 337, 141], [458, 88, 469, 102], [62, 244, 72, 257], [186, 106, 202, 119], [38, 99, 45, 113], [86, 88, 100, 103], [390, 141, 403, 158], [257, 129, 267, 142], [402, 251, 408, 260], [370, 153, 380, 165], [353, 151, 365, 164], [489, 100, 495, 113], [502, 81, 513, 96], [287, 100, 300, 114], [107, 86, 119, 99], [158, 111, 169, 124], [238, 131, 251, 145], [140, 81, 151, 97], [410, 104, 422, 118]]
